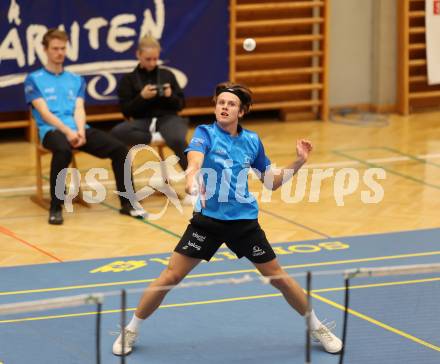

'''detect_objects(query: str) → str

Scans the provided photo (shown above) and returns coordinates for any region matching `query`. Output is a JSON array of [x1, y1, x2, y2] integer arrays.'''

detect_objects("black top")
[[117, 65, 185, 119]]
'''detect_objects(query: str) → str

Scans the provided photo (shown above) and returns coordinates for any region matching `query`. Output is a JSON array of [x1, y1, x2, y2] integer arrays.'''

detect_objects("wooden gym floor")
[[0, 111, 439, 267]]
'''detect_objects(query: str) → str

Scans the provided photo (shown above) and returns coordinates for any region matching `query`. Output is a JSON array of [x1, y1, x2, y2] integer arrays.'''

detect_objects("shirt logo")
[[242, 155, 251, 168], [24, 85, 33, 94], [68, 89, 75, 100], [213, 147, 227, 156], [191, 137, 205, 146]]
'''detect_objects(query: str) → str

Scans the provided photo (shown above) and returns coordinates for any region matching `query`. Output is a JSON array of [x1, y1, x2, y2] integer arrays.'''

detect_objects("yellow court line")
[[282, 250, 440, 270], [311, 292, 440, 352], [0, 293, 282, 324], [313, 276, 440, 293], [1, 250, 439, 296]]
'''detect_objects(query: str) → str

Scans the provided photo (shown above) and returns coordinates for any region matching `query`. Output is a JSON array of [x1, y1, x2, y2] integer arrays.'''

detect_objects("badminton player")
[[113, 82, 343, 356]]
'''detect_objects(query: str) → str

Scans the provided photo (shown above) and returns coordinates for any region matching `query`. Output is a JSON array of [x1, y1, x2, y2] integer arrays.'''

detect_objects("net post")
[[339, 276, 350, 364], [120, 289, 127, 364], [305, 270, 312, 364], [96, 301, 102, 364]]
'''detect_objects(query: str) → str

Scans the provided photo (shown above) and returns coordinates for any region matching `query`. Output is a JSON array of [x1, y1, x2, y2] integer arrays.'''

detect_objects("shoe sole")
[[48, 220, 63, 225], [112, 349, 133, 356]]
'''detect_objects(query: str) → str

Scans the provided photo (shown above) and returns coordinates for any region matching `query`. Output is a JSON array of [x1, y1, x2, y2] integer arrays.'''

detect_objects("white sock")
[[309, 310, 322, 331], [151, 132, 163, 143], [125, 313, 144, 333]]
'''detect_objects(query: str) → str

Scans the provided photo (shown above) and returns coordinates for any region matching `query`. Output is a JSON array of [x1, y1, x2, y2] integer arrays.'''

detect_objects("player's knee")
[[161, 268, 185, 287], [110, 142, 129, 160], [165, 137, 184, 150], [262, 268, 290, 290], [269, 276, 290, 291], [54, 148, 73, 164]]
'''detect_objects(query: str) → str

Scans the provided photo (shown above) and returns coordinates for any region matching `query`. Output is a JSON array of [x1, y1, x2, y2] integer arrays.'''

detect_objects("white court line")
[[0, 177, 163, 195], [306, 152, 440, 169], [1, 153, 440, 195]]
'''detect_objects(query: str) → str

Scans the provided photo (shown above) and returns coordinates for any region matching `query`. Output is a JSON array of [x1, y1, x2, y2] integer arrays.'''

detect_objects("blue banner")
[[0, 0, 229, 112]]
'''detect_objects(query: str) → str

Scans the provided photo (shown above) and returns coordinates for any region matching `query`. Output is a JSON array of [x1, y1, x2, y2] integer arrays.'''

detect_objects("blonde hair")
[[137, 35, 161, 52]]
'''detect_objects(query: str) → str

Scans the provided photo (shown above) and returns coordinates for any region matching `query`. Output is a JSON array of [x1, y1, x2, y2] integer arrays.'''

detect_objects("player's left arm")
[[74, 76, 87, 146], [261, 139, 312, 191], [74, 97, 87, 146]]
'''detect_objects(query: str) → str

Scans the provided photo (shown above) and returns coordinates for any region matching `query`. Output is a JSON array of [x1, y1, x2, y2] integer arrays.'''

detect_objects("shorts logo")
[[192, 232, 206, 242], [186, 241, 202, 251], [252, 245, 265, 256]]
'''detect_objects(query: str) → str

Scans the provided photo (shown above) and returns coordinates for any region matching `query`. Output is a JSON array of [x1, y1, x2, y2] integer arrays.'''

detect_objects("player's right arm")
[[31, 98, 79, 145], [185, 151, 205, 195], [184, 126, 211, 206]]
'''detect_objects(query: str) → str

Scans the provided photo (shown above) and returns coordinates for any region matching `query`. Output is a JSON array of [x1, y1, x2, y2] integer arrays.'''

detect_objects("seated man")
[[111, 35, 188, 172], [25, 28, 143, 225]]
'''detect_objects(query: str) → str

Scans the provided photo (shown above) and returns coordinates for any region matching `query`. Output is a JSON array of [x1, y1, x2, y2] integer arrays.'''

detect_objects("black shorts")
[[174, 213, 276, 263]]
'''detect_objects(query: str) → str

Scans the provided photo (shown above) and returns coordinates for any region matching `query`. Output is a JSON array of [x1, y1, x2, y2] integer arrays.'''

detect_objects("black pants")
[[110, 115, 189, 170], [42, 128, 132, 209], [174, 213, 276, 263]]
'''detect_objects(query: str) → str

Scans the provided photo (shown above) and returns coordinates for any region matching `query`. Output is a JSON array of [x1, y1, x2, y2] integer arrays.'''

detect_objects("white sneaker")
[[311, 323, 343, 354], [112, 328, 138, 356]]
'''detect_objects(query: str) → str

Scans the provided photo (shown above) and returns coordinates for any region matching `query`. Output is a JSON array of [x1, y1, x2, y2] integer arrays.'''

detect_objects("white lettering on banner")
[[59, 22, 80, 61], [8, 0, 22, 26], [107, 14, 136, 53], [140, 2, 165, 40], [0, 0, 189, 101], [0, 28, 25, 66], [26, 24, 46, 66], [87, 71, 118, 100], [83, 17, 108, 50]]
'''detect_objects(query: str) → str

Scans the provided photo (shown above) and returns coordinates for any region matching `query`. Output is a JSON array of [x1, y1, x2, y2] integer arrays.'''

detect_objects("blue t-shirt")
[[186, 122, 271, 220], [24, 68, 87, 141]]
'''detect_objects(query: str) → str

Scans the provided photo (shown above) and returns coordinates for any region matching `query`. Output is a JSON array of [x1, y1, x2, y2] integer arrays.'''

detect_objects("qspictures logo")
[[434, 0, 440, 15]]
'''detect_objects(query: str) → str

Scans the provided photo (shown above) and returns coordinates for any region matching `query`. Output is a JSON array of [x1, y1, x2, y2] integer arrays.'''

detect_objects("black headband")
[[216, 87, 251, 106]]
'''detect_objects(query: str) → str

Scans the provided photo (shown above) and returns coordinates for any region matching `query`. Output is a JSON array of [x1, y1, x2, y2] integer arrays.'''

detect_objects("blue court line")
[[259, 208, 331, 239], [332, 150, 440, 190]]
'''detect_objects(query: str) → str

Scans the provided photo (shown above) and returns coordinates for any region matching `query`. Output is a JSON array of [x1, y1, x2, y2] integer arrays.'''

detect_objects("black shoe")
[[119, 204, 147, 219], [48, 208, 63, 225]]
